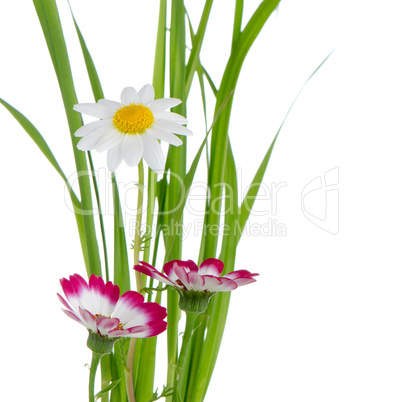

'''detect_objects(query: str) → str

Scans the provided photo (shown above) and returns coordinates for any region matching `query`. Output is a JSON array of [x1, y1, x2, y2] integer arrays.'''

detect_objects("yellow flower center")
[[113, 103, 154, 134]]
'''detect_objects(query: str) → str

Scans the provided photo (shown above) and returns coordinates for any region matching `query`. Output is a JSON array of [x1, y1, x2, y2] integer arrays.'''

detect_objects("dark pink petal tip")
[[199, 258, 224, 276]]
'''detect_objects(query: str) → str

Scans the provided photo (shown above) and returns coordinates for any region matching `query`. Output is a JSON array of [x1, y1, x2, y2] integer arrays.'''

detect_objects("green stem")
[[88, 151, 109, 281], [89, 352, 102, 402], [134, 160, 145, 291], [173, 312, 200, 402], [126, 160, 145, 402]]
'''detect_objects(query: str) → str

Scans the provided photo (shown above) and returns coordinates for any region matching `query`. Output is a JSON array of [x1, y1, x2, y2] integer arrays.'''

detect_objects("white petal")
[[73, 103, 115, 119], [153, 111, 188, 124], [153, 120, 192, 136], [141, 133, 165, 172], [138, 84, 155, 105], [97, 99, 122, 111], [149, 98, 181, 112], [107, 143, 124, 171], [121, 87, 139, 105], [74, 120, 113, 138], [146, 127, 182, 146], [77, 129, 108, 151], [122, 134, 144, 167], [95, 129, 124, 152]]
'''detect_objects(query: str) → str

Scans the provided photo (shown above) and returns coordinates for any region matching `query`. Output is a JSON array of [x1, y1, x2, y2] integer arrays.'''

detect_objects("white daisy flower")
[[73, 85, 192, 172]]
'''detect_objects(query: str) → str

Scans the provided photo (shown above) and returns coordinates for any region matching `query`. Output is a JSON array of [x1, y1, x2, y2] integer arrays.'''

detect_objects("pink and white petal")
[[187, 272, 206, 291], [61, 274, 90, 312], [112, 291, 145, 325], [95, 129, 124, 152], [205, 275, 237, 292], [199, 258, 224, 276], [121, 134, 144, 166], [69, 274, 94, 312], [146, 127, 183, 147], [107, 325, 147, 338], [138, 84, 155, 105], [228, 277, 257, 287], [200, 275, 223, 292], [102, 281, 121, 316], [141, 133, 165, 173], [62, 308, 84, 326], [73, 103, 115, 119], [74, 119, 113, 138], [116, 321, 167, 338], [134, 263, 175, 286], [173, 264, 191, 289], [121, 87, 139, 105], [153, 111, 188, 124], [88, 275, 109, 315], [57, 293, 74, 312], [163, 260, 193, 283], [79, 307, 97, 333], [97, 317, 120, 336], [152, 120, 192, 136], [187, 260, 199, 272], [124, 302, 167, 328], [224, 270, 259, 280], [223, 271, 259, 287], [149, 98, 181, 112], [97, 99, 121, 111], [107, 143, 124, 171]]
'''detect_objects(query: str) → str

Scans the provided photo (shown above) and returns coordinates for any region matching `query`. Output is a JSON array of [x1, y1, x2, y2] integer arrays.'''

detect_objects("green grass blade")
[[237, 51, 334, 241], [33, 0, 101, 277], [0, 97, 91, 270], [186, 143, 239, 401], [112, 173, 130, 294], [69, 4, 104, 101], [201, 0, 281, 261], [153, 0, 167, 98], [132, 2, 167, 400], [184, 0, 214, 97], [232, 0, 244, 49], [165, 1, 187, 399]]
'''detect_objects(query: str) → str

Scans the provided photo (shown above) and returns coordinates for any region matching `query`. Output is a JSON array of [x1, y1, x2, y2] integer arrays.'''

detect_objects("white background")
[[1, 1, 402, 401]]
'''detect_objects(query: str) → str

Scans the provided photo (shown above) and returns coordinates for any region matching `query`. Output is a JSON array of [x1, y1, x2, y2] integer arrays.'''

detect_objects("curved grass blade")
[[33, 0, 101, 277], [0, 97, 90, 269], [237, 50, 334, 241], [201, 0, 281, 261]]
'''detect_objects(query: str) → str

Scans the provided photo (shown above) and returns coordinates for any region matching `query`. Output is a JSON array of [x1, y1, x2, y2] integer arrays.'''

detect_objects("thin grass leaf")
[[112, 173, 130, 294], [190, 50, 335, 402], [232, 0, 244, 49], [185, 143, 239, 400], [164, 90, 234, 261], [184, 0, 214, 97], [237, 50, 334, 241], [68, 5, 133, 396], [201, 0, 281, 262], [133, 2, 168, 400], [95, 379, 122, 401], [68, 3, 104, 101], [165, 2, 187, 400], [0, 97, 91, 270], [33, 0, 101, 277]]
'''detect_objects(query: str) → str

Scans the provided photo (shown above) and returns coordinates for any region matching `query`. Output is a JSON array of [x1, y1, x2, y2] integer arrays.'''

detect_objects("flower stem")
[[173, 312, 200, 402], [89, 352, 102, 402], [126, 160, 145, 402], [134, 159, 145, 291]]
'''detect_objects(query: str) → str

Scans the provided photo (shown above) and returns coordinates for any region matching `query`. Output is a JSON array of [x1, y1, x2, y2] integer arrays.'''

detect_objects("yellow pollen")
[[113, 103, 154, 134]]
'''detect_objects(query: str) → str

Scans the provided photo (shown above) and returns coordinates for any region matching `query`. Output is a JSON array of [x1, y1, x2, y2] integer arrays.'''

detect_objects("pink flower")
[[134, 258, 259, 293], [58, 274, 167, 338]]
